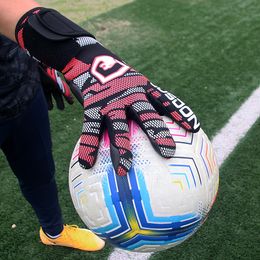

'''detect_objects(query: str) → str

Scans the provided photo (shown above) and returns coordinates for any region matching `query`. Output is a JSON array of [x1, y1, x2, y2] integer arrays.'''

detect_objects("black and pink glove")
[[15, 8, 200, 176], [38, 65, 74, 110]]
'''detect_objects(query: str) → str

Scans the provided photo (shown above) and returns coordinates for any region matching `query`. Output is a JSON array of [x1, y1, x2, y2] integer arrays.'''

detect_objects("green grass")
[[151, 119, 260, 260], [0, 0, 260, 259], [39, 0, 133, 22]]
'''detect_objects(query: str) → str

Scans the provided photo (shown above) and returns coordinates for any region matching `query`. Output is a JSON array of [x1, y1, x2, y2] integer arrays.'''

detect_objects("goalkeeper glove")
[[38, 64, 73, 110], [16, 8, 200, 176]]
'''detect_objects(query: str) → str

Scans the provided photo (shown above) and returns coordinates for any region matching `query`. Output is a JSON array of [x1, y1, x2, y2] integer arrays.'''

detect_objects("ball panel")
[[69, 117, 219, 252]]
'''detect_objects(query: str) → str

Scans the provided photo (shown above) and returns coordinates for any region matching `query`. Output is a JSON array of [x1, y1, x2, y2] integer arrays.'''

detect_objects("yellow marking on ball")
[[172, 180, 184, 190]]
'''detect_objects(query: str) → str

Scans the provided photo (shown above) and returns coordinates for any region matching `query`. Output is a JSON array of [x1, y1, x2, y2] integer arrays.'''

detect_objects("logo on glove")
[[91, 55, 130, 84], [151, 83, 201, 131]]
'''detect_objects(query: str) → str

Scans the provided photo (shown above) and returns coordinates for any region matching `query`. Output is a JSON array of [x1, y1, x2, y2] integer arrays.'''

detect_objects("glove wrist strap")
[[15, 7, 95, 71]]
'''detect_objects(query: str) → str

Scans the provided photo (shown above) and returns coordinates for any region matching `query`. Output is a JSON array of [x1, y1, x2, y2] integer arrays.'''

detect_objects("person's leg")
[[1, 86, 105, 251], [0, 120, 14, 146], [1, 88, 63, 236]]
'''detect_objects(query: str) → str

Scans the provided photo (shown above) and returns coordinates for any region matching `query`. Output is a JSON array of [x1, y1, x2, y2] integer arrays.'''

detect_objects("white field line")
[[108, 87, 260, 260], [212, 87, 260, 165]]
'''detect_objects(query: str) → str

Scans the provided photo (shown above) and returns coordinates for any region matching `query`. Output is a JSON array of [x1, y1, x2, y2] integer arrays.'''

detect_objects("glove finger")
[[52, 69, 74, 104], [52, 88, 65, 110], [62, 80, 74, 104], [79, 110, 103, 169], [146, 84, 200, 133], [106, 109, 132, 176], [43, 88, 54, 110], [130, 100, 176, 158], [70, 82, 84, 105], [39, 67, 54, 110]]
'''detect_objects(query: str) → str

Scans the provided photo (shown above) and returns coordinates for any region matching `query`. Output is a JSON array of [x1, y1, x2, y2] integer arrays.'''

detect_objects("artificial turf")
[[0, 0, 259, 259]]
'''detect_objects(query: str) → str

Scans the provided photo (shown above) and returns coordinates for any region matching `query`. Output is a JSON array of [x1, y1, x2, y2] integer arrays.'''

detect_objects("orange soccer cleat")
[[40, 225, 105, 251]]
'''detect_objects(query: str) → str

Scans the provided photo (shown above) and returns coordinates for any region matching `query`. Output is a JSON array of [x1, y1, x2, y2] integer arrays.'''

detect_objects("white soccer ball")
[[69, 116, 219, 252]]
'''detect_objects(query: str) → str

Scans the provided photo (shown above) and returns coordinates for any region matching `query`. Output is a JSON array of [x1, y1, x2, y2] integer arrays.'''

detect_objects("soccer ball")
[[69, 116, 219, 252]]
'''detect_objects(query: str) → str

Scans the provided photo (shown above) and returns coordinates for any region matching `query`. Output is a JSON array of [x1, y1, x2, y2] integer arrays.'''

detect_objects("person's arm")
[[0, 0, 39, 41], [0, 2, 200, 176]]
